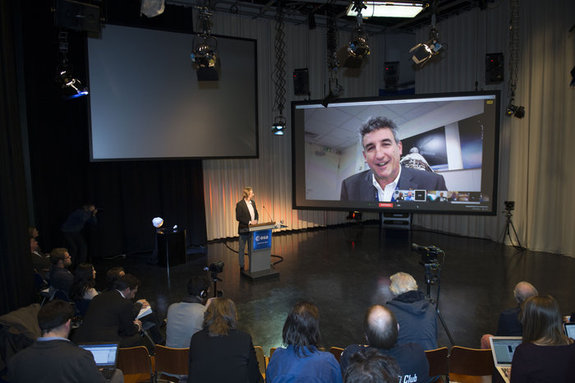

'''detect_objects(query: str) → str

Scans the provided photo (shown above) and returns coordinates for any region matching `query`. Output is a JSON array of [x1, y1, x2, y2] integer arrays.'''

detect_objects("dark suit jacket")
[[188, 329, 262, 383], [340, 166, 447, 201], [73, 290, 140, 346], [496, 306, 522, 336], [236, 199, 259, 234], [7, 339, 105, 383]]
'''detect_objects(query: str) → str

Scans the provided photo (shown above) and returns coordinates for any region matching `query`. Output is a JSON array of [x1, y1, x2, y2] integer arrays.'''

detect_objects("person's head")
[[364, 305, 398, 350], [359, 117, 403, 186], [344, 348, 401, 383], [521, 295, 569, 345], [514, 281, 538, 304], [106, 266, 126, 289], [243, 187, 254, 200], [50, 248, 71, 268], [389, 272, 418, 296], [74, 263, 96, 283], [83, 204, 96, 212], [30, 237, 39, 252], [113, 274, 140, 299], [282, 301, 321, 355], [70, 263, 96, 300], [29, 226, 39, 239], [203, 297, 238, 336], [187, 275, 210, 298], [37, 300, 75, 337]]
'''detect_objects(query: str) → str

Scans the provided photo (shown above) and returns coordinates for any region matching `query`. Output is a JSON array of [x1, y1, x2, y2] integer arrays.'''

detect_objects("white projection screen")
[[87, 24, 258, 160]]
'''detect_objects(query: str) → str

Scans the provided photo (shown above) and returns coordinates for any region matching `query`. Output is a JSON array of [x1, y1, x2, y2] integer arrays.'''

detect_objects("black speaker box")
[[486, 53, 504, 84], [54, 0, 101, 33], [293, 68, 309, 95]]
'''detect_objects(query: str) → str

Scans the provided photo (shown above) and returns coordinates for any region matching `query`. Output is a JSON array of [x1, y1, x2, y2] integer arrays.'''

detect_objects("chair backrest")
[[425, 347, 449, 377], [253, 346, 267, 377], [155, 345, 189, 377], [449, 346, 494, 376], [329, 346, 344, 363], [117, 346, 153, 382]]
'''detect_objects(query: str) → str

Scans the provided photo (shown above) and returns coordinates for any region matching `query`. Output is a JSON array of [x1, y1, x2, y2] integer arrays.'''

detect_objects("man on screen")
[[340, 117, 447, 202], [236, 187, 258, 272]]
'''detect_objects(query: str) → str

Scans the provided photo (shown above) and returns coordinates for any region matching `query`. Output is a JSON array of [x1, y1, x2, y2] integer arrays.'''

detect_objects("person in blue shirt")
[[266, 301, 342, 383]]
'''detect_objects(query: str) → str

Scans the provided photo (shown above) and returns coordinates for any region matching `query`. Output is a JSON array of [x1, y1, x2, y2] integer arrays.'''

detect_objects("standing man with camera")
[[236, 187, 258, 272]]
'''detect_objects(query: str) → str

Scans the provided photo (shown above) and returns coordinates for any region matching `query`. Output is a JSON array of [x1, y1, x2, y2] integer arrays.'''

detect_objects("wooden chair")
[[329, 346, 344, 363], [154, 345, 189, 382], [254, 346, 267, 378], [425, 347, 449, 382], [117, 346, 154, 383], [448, 346, 494, 383]]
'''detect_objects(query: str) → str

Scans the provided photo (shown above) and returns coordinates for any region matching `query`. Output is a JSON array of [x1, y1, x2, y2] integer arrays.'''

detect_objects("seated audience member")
[[7, 299, 122, 383], [341, 305, 430, 383], [49, 248, 74, 299], [266, 301, 342, 383], [343, 348, 401, 383], [30, 234, 50, 280], [480, 281, 538, 349], [387, 272, 437, 350], [70, 263, 98, 317], [510, 295, 575, 382], [166, 275, 211, 348], [74, 274, 144, 348], [104, 266, 164, 344], [187, 298, 262, 383], [70, 263, 98, 301]]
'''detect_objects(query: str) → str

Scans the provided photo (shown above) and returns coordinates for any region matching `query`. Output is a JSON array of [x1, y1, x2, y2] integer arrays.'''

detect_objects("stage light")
[[191, 7, 218, 81], [410, 28, 443, 67], [341, 0, 370, 68], [346, 1, 424, 18], [56, 31, 88, 99], [506, 104, 525, 118], [272, 116, 286, 136], [56, 68, 89, 99], [152, 217, 164, 228]]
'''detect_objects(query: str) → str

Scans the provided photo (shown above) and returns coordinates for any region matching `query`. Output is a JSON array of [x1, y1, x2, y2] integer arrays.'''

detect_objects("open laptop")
[[564, 322, 575, 339], [489, 336, 522, 383], [79, 343, 119, 380]]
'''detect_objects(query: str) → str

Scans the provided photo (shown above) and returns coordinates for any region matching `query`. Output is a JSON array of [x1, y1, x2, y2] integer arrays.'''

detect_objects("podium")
[[156, 228, 186, 267], [241, 222, 280, 280]]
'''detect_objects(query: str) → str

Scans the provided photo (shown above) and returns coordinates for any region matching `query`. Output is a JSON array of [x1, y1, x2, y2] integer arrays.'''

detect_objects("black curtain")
[[22, 1, 207, 259], [0, 0, 34, 314]]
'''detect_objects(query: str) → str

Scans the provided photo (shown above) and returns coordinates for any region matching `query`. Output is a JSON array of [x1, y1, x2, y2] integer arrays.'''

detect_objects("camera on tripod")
[[204, 261, 224, 297], [412, 243, 441, 266]]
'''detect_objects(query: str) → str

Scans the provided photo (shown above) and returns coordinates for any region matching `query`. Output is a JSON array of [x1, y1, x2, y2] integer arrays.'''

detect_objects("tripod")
[[423, 260, 455, 347], [503, 208, 523, 249]]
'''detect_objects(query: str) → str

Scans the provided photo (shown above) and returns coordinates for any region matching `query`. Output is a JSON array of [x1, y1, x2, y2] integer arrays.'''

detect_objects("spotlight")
[[56, 31, 88, 99], [191, 7, 218, 81], [409, 33, 443, 67], [191, 37, 218, 81], [506, 104, 525, 118], [342, 28, 370, 68], [272, 116, 286, 136], [56, 68, 89, 99]]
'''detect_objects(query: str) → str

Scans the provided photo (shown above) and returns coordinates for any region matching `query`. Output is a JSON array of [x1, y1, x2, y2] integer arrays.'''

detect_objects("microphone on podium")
[[262, 204, 273, 223]]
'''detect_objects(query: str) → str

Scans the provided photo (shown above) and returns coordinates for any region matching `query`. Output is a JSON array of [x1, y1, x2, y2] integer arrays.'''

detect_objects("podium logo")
[[256, 235, 269, 241]]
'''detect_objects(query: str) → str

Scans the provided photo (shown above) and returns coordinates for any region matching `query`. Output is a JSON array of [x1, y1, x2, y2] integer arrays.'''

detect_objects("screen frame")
[[291, 90, 500, 216]]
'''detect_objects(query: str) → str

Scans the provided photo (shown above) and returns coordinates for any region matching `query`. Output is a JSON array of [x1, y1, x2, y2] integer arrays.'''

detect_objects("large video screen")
[[87, 24, 258, 160], [292, 91, 500, 215]]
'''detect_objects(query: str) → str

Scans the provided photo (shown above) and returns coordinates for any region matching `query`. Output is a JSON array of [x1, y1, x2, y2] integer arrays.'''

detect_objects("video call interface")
[[292, 92, 500, 215]]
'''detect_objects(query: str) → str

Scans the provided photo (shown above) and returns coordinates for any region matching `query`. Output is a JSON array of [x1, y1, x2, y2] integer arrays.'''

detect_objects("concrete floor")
[[93, 222, 575, 355]]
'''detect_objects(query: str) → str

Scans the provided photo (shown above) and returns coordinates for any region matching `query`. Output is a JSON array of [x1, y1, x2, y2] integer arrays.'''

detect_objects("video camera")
[[208, 261, 224, 274], [411, 243, 442, 265]]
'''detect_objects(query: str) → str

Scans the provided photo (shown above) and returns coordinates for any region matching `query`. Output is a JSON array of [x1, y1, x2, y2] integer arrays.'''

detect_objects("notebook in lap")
[[489, 336, 522, 383], [79, 343, 119, 380]]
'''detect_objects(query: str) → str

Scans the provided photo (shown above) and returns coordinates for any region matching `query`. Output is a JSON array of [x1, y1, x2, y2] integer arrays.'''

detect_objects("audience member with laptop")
[[7, 300, 123, 383]]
